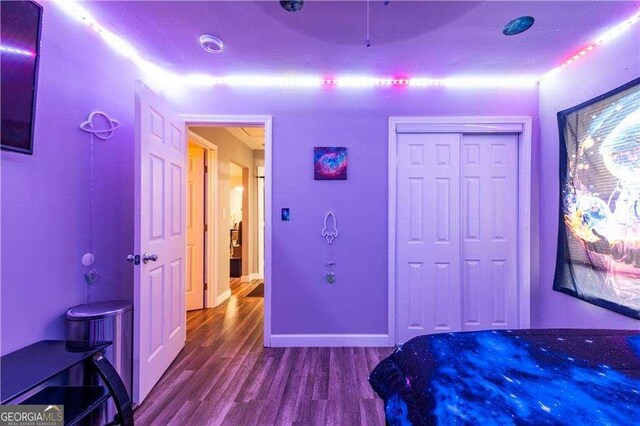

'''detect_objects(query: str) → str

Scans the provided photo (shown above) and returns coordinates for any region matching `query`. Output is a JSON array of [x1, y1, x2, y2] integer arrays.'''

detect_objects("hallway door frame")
[[187, 129, 219, 309], [182, 115, 273, 347]]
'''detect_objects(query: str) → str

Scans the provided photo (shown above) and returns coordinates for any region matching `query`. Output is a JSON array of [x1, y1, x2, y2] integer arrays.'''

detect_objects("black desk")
[[1, 340, 132, 426]]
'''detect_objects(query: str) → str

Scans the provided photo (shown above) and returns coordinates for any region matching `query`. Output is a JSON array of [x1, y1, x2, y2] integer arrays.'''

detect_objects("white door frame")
[[187, 130, 219, 309], [257, 165, 265, 279], [388, 116, 532, 346], [181, 115, 273, 347]]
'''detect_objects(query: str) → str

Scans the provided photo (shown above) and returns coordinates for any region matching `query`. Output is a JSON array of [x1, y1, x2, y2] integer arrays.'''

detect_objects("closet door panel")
[[396, 133, 461, 343], [460, 133, 518, 331]]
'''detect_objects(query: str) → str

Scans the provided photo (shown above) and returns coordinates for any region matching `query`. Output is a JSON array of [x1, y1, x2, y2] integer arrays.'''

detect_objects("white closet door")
[[396, 133, 461, 344], [460, 133, 518, 331], [396, 131, 519, 344]]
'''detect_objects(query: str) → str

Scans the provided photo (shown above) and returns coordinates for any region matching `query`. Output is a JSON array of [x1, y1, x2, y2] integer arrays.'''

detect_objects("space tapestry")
[[554, 78, 640, 319]]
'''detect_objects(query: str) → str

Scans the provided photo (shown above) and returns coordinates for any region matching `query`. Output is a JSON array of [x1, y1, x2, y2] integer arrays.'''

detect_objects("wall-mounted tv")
[[1, 1, 43, 155]]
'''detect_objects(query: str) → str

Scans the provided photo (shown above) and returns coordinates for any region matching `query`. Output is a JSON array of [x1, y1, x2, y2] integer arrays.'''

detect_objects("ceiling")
[[227, 127, 266, 150], [85, 1, 638, 77]]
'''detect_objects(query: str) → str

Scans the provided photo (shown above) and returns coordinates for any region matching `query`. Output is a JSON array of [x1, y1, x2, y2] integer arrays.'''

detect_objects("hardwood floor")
[[134, 280, 393, 425]]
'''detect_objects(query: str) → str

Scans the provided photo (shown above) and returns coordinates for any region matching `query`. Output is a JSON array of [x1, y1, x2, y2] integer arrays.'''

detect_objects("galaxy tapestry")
[[554, 78, 640, 319], [314, 147, 347, 180]]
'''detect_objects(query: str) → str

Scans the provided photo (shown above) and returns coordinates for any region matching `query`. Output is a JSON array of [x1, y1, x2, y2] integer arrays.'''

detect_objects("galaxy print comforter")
[[369, 329, 640, 425]]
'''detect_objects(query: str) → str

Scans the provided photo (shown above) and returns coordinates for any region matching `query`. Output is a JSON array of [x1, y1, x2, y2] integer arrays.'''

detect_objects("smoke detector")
[[199, 34, 224, 53]]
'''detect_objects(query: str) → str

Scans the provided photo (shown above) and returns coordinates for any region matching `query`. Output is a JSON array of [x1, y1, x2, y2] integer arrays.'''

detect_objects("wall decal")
[[322, 212, 338, 283], [314, 147, 347, 180], [554, 77, 640, 319], [80, 111, 121, 140]]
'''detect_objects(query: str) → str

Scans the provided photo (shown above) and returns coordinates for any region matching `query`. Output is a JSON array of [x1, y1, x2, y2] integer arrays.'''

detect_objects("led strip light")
[[542, 10, 640, 79], [0, 45, 35, 57], [51, 0, 639, 89]]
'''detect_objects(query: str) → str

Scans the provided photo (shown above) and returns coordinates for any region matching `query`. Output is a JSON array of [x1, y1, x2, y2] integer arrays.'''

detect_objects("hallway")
[[134, 280, 392, 425]]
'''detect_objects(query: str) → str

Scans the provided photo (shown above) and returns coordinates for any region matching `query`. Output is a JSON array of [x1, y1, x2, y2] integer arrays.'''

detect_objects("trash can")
[[66, 300, 133, 425]]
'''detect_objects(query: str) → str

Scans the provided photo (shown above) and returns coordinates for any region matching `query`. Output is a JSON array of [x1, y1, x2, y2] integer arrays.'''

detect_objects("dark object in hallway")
[[230, 257, 242, 277], [246, 282, 264, 298], [370, 329, 640, 425]]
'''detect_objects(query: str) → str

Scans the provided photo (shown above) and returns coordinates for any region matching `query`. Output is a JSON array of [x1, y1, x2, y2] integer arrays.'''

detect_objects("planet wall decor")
[[554, 77, 640, 319], [314, 147, 347, 180]]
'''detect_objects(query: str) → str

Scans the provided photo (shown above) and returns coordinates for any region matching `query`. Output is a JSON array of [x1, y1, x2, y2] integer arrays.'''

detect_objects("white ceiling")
[[226, 127, 265, 150], [85, 1, 640, 77]]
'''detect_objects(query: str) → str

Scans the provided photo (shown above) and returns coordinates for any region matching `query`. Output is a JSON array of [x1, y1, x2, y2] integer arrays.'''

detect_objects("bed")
[[369, 329, 640, 425]]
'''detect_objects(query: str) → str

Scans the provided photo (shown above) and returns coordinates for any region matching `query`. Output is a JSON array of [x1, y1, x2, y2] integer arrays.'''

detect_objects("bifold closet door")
[[460, 133, 518, 331], [396, 133, 461, 344]]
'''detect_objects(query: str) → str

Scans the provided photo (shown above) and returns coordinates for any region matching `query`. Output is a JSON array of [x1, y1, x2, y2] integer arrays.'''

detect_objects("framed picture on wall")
[[314, 147, 347, 180], [553, 77, 640, 319]]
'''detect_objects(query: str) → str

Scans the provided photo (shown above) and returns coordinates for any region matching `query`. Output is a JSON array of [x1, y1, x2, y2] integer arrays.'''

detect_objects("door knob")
[[142, 253, 159, 264]]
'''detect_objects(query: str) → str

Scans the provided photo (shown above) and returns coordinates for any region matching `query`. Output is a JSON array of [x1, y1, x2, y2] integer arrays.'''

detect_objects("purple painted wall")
[[0, 2, 541, 354], [1, 3, 137, 355], [17, 3, 640, 351], [537, 28, 640, 329], [169, 87, 539, 335]]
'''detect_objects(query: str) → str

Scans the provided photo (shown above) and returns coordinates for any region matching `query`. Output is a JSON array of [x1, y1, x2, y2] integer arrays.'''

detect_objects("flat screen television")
[[1, 1, 42, 155]]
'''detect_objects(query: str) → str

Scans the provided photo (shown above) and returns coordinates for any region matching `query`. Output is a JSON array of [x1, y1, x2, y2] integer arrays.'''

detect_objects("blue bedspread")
[[369, 329, 640, 425]]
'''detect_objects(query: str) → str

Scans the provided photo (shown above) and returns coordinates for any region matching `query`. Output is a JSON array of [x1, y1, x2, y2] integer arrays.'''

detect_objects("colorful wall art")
[[554, 77, 640, 319], [314, 147, 347, 180]]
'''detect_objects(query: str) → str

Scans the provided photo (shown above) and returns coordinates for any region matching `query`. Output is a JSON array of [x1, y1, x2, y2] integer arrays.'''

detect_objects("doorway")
[[388, 117, 532, 345], [229, 161, 247, 281], [182, 118, 270, 347], [133, 82, 273, 404]]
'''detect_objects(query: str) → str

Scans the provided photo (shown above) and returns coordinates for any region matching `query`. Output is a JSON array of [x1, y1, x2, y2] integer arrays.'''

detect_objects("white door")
[[187, 143, 205, 310], [257, 166, 265, 279], [134, 81, 186, 403], [396, 133, 461, 343], [460, 134, 518, 331], [396, 132, 518, 344]]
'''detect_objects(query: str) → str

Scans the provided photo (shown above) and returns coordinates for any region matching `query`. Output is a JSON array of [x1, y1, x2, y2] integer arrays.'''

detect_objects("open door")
[[186, 143, 205, 311], [133, 81, 187, 403]]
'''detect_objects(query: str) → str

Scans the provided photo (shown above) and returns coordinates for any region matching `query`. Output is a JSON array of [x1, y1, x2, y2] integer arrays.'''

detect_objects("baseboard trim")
[[249, 273, 263, 281], [215, 289, 231, 306], [240, 275, 250, 283], [269, 334, 391, 347]]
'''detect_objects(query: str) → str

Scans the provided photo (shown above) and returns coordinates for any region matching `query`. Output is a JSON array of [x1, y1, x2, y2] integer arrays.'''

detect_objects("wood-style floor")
[[134, 279, 393, 425]]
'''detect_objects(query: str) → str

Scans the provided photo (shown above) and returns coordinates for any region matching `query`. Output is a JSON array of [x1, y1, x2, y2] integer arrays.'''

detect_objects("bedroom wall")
[[537, 27, 640, 329], [0, 3, 138, 355], [170, 87, 539, 337]]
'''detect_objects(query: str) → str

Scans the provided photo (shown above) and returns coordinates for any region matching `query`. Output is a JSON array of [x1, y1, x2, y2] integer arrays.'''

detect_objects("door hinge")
[[204, 224, 208, 232], [204, 282, 208, 290], [204, 165, 209, 173]]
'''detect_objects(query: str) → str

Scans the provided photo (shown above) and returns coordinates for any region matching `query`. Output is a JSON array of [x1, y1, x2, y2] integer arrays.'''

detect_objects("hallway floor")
[[134, 280, 393, 425]]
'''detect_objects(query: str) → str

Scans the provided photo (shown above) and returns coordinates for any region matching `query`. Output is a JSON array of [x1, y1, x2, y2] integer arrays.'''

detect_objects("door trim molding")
[[388, 116, 532, 346], [181, 114, 273, 347], [215, 288, 232, 306]]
